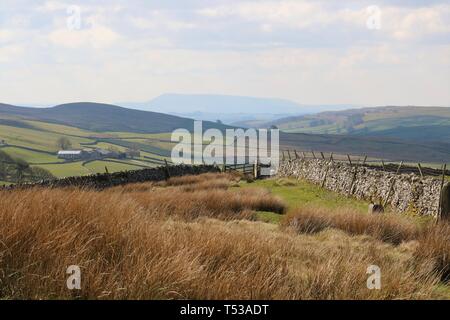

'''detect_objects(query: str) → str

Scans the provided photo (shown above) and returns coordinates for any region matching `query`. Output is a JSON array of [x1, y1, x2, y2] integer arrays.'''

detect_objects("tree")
[[14, 159, 31, 183], [56, 137, 72, 150]]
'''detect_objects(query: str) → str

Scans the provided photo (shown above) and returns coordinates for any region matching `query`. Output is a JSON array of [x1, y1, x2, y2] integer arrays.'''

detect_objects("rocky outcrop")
[[278, 159, 445, 217]]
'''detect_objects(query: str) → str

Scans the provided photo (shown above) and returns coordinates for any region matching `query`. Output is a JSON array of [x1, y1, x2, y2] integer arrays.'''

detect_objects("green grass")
[[0, 124, 95, 152], [23, 120, 97, 138], [34, 162, 90, 178], [83, 161, 144, 174], [0, 181, 12, 186], [2, 146, 60, 164], [256, 211, 284, 224], [238, 178, 370, 214]]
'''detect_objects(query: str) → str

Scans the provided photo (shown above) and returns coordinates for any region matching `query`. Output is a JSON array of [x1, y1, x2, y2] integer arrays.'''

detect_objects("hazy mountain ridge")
[[120, 94, 359, 124]]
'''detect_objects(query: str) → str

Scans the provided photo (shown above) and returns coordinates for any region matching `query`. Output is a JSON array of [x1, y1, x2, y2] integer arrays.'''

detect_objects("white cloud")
[[48, 25, 120, 49], [383, 5, 450, 40], [197, 1, 366, 30], [130, 11, 196, 31], [0, 44, 23, 62]]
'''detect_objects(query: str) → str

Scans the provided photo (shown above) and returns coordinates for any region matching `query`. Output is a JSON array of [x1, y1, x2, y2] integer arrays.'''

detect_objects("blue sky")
[[0, 0, 449, 106]]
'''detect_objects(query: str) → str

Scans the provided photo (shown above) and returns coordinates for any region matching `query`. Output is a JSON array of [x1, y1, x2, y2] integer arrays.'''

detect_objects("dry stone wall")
[[278, 159, 444, 217], [3, 165, 221, 190]]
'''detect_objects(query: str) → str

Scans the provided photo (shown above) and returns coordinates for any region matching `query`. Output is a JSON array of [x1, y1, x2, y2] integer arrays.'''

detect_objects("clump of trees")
[[0, 150, 55, 184], [56, 137, 72, 150]]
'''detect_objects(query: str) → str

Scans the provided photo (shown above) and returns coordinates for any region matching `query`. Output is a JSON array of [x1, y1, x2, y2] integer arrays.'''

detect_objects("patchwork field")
[[0, 173, 448, 300], [0, 119, 174, 179]]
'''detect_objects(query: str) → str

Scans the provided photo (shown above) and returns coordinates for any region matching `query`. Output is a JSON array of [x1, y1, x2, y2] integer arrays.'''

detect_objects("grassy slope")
[[0, 146, 61, 164], [33, 162, 90, 178], [84, 160, 146, 174], [0, 124, 94, 152], [274, 107, 450, 140]]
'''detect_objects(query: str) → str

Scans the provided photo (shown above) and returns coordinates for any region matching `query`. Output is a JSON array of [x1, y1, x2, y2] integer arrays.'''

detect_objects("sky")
[[0, 0, 449, 107]]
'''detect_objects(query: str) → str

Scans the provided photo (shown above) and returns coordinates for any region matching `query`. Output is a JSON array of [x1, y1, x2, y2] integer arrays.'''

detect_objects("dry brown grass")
[[282, 206, 419, 245], [0, 187, 440, 299], [414, 222, 450, 283], [0, 173, 447, 299], [158, 172, 240, 187], [109, 172, 239, 193]]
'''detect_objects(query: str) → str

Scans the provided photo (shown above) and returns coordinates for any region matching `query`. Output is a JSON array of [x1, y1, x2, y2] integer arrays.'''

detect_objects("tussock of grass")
[[414, 222, 450, 283], [282, 206, 419, 245], [126, 188, 286, 220]]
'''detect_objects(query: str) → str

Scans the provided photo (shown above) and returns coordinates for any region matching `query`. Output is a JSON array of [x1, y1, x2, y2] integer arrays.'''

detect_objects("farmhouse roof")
[[58, 150, 83, 155]]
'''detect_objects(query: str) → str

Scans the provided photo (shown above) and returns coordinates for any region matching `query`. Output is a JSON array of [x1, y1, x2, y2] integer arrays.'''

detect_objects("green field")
[[0, 116, 178, 180], [84, 160, 146, 174], [31, 162, 89, 178], [1, 146, 60, 164], [0, 124, 95, 152]]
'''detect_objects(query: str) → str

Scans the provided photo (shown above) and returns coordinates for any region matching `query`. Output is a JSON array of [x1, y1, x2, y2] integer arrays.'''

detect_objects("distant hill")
[[0, 102, 230, 133], [266, 106, 450, 143], [120, 94, 357, 124], [280, 131, 450, 163]]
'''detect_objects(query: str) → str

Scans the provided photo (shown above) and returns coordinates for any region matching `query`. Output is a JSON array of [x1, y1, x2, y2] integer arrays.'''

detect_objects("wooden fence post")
[[417, 163, 424, 178], [362, 155, 367, 166], [321, 163, 331, 188], [312, 151, 316, 159], [164, 159, 171, 180], [105, 166, 109, 174], [253, 161, 258, 179], [329, 152, 334, 162], [287, 150, 292, 160], [383, 161, 404, 207], [347, 155, 352, 166], [381, 160, 386, 172], [347, 159, 360, 196], [320, 152, 325, 160], [294, 150, 299, 159], [396, 161, 404, 174], [438, 164, 447, 220], [302, 152, 306, 160]]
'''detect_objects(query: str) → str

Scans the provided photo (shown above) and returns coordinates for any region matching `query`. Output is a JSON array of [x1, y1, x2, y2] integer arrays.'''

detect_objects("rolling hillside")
[[1, 103, 449, 181], [268, 106, 450, 143], [280, 132, 450, 163], [0, 102, 230, 134]]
